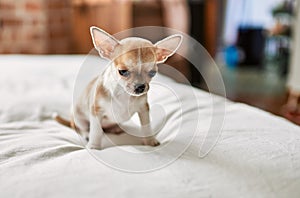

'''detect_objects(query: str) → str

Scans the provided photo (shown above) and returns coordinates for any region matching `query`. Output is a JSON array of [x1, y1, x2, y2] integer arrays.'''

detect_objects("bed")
[[0, 55, 300, 198]]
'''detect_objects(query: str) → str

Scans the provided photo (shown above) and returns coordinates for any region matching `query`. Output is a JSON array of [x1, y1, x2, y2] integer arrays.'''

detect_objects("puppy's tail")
[[52, 112, 72, 128]]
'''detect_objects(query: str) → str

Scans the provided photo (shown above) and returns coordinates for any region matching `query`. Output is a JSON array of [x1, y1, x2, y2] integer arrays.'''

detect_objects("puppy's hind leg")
[[72, 115, 90, 141], [103, 124, 124, 135]]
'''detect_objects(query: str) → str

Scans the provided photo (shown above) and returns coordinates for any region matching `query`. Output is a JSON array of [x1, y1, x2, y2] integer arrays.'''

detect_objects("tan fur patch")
[[140, 47, 156, 63], [113, 45, 156, 69], [91, 104, 101, 116], [96, 83, 109, 98], [84, 77, 110, 116], [92, 81, 109, 116]]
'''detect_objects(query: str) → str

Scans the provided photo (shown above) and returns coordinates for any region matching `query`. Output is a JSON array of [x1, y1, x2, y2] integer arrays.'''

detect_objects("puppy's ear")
[[90, 26, 120, 60], [154, 34, 183, 64]]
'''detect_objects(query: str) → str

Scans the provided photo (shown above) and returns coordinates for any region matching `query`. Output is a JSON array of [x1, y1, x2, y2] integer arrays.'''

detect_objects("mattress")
[[0, 55, 300, 198]]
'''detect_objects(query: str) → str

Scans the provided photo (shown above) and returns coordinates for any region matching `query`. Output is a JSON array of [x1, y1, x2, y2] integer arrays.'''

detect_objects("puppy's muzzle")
[[134, 84, 146, 94]]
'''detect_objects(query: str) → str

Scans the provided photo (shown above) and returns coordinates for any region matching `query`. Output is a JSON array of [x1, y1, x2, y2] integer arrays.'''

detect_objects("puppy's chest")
[[99, 94, 141, 123]]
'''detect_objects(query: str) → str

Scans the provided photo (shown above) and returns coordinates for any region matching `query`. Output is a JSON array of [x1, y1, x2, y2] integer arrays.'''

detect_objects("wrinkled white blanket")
[[0, 55, 300, 198]]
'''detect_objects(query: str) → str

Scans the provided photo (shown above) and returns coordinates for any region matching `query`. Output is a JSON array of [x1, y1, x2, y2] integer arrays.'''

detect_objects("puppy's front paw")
[[86, 142, 102, 150], [143, 137, 160, 147]]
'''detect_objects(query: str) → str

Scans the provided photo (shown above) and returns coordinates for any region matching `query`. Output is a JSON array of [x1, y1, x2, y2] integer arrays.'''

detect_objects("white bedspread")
[[0, 55, 300, 198]]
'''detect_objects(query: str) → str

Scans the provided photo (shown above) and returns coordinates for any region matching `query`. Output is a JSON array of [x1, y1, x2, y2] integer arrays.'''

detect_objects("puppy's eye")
[[118, 70, 130, 77], [148, 70, 156, 78]]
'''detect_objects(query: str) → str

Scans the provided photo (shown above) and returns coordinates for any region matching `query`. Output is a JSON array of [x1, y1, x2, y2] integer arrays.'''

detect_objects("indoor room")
[[0, 0, 299, 197]]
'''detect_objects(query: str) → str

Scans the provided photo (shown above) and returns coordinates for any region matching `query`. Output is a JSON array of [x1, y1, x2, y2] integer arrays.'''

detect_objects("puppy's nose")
[[134, 84, 146, 94]]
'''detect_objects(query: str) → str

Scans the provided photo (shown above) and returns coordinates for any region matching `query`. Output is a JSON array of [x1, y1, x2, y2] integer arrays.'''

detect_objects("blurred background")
[[0, 0, 298, 116]]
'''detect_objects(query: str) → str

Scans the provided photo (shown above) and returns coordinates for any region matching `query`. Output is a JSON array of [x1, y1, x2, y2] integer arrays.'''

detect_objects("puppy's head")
[[90, 26, 182, 96]]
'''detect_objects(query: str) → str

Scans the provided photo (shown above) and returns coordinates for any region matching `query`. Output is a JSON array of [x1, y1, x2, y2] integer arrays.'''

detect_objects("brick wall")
[[0, 0, 71, 54]]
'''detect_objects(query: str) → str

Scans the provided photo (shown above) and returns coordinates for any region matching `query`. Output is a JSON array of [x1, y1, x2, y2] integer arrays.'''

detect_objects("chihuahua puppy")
[[55, 26, 182, 149]]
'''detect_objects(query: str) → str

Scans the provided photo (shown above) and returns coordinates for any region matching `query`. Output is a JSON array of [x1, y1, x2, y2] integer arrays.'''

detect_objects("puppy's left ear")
[[90, 26, 120, 60], [154, 34, 183, 64]]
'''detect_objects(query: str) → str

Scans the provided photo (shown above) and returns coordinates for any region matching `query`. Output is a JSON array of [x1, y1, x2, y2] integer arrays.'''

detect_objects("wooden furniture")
[[71, 0, 132, 53]]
